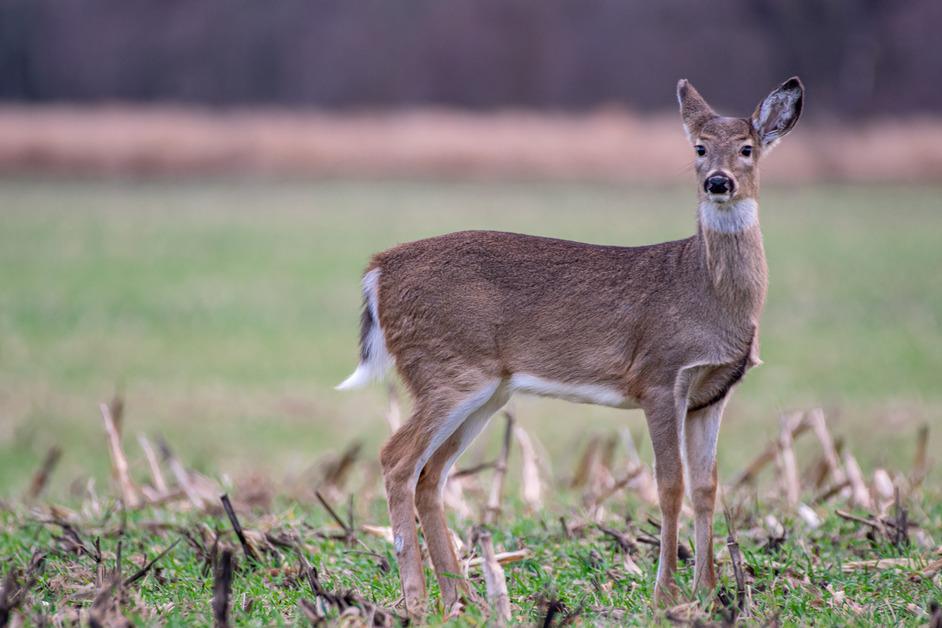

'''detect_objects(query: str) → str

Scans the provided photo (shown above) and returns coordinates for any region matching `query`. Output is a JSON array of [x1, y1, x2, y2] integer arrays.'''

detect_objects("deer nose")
[[705, 174, 734, 195]]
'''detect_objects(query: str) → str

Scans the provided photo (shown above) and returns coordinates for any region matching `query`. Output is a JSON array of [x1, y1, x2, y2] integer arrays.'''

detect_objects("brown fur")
[[346, 77, 803, 617]]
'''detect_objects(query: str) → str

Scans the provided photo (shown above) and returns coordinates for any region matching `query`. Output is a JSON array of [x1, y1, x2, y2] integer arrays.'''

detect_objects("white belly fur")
[[509, 373, 640, 409]]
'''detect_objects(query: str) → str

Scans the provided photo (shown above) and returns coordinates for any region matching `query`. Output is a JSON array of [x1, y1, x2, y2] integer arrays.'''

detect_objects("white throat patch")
[[699, 198, 759, 234]]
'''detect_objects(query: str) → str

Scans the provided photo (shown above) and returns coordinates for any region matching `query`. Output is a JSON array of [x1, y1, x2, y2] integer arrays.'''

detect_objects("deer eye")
[[695, 145, 706, 157], [740, 145, 753, 157]]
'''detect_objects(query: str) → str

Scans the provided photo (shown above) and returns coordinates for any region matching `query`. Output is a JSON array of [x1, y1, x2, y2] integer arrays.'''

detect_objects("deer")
[[337, 76, 803, 618]]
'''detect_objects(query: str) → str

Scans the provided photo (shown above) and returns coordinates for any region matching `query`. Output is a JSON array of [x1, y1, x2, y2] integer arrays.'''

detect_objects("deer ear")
[[752, 77, 803, 149], [677, 79, 716, 143]]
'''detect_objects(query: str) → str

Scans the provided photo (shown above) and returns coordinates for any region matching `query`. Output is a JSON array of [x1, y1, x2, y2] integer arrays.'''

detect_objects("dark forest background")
[[1, 0, 940, 117]]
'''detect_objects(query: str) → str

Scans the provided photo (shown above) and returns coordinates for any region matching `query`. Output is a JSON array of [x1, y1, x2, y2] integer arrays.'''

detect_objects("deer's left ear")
[[752, 77, 803, 149], [677, 79, 717, 143]]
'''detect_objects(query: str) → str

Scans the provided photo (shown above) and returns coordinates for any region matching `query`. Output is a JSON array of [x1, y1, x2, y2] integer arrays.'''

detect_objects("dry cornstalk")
[[570, 436, 600, 489], [0, 552, 44, 626], [599, 434, 618, 479], [483, 411, 514, 525], [477, 531, 511, 624], [764, 514, 785, 539], [361, 524, 394, 543], [621, 551, 644, 577], [912, 423, 929, 488], [158, 438, 205, 510], [467, 548, 530, 568], [139, 485, 163, 503], [619, 428, 658, 505], [597, 525, 643, 576], [893, 486, 909, 548], [731, 411, 809, 489], [813, 479, 851, 505], [83, 477, 102, 519], [136, 434, 168, 496], [213, 548, 234, 628], [804, 437, 844, 491], [189, 470, 223, 506], [665, 601, 707, 624], [929, 601, 942, 628], [361, 523, 469, 562], [108, 390, 125, 434], [25, 446, 62, 502], [442, 474, 475, 521], [922, 557, 942, 578], [315, 490, 354, 538], [585, 435, 618, 514], [797, 503, 821, 528], [619, 428, 641, 465], [591, 465, 644, 509], [221, 494, 259, 563], [723, 506, 750, 618], [872, 468, 895, 510], [842, 451, 873, 510], [807, 408, 847, 489], [514, 426, 543, 512], [835, 509, 889, 540], [123, 539, 180, 586], [89, 577, 123, 627], [100, 402, 141, 508], [385, 382, 402, 433], [776, 413, 802, 507], [452, 460, 496, 479], [319, 441, 361, 497]]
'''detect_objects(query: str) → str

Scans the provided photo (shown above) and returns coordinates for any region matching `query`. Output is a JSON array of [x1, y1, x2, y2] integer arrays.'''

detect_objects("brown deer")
[[338, 77, 803, 617]]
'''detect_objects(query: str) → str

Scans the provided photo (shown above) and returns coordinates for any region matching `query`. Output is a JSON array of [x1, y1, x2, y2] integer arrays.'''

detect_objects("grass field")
[[1, 179, 940, 624]]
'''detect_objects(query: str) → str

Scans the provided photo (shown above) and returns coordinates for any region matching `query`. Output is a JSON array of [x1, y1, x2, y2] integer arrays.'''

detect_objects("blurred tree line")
[[0, 0, 939, 117]]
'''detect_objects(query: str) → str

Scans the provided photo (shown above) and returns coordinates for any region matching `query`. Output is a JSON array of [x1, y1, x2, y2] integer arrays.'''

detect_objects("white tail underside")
[[335, 268, 392, 390]]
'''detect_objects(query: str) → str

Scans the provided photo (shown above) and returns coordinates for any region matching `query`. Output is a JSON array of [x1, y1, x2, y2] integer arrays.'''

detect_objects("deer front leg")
[[684, 396, 728, 593], [644, 396, 685, 605]]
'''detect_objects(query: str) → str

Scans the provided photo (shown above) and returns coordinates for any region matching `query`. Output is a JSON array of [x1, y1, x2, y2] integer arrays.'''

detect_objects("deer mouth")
[[706, 191, 733, 204]]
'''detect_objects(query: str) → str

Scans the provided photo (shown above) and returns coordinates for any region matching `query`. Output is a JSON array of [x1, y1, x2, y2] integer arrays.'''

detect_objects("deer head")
[[678, 77, 803, 206]]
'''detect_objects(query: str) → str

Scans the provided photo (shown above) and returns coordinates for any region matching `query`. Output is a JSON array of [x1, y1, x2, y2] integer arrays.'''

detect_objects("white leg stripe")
[[410, 380, 502, 489]]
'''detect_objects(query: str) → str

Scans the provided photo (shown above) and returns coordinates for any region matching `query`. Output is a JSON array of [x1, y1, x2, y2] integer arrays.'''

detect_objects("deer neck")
[[696, 198, 768, 316]]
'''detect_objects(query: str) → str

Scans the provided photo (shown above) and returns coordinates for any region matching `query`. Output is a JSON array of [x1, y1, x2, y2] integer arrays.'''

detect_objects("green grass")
[[0, 179, 939, 493], [2, 495, 940, 625], [0, 178, 940, 624]]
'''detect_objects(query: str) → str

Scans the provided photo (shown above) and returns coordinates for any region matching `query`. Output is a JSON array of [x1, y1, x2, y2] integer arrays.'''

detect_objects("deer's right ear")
[[752, 77, 804, 149], [677, 79, 716, 143]]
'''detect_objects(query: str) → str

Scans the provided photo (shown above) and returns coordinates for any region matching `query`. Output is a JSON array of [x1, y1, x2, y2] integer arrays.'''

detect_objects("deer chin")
[[706, 192, 733, 204]]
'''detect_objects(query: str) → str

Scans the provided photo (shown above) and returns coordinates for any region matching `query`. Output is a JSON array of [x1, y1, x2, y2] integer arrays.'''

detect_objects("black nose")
[[705, 175, 734, 195]]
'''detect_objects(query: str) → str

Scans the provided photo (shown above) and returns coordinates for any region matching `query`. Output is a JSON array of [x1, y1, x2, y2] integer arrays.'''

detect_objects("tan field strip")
[[1, 106, 941, 183]]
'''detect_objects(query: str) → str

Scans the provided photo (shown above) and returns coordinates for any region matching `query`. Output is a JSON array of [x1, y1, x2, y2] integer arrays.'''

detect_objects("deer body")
[[356, 228, 763, 411], [338, 77, 802, 617]]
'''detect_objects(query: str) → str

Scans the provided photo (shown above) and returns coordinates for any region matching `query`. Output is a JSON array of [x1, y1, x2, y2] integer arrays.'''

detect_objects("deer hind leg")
[[414, 382, 510, 615], [684, 396, 728, 593], [643, 394, 686, 606], [380, 379, 501, 619]]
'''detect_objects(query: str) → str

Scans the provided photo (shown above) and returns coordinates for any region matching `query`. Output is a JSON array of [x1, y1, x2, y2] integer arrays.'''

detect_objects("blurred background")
[[1, 0, 940, 497]]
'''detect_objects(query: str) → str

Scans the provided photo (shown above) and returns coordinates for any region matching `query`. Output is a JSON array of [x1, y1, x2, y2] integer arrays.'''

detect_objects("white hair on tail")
[[335, 268, 392, 390]]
